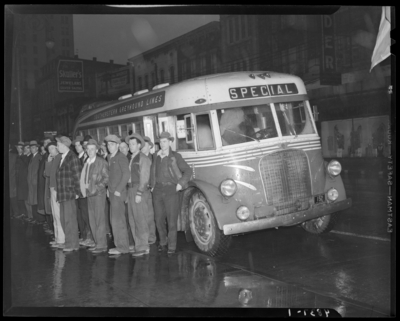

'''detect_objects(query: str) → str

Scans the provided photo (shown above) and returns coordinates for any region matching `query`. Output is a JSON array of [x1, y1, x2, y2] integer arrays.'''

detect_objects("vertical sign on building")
[[58, 60, 84, 92], [320, 15, 341, 86]]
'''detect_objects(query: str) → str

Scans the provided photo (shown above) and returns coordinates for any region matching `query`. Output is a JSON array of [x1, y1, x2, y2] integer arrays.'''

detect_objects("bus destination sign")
[[82, 91, 165, 123], [229, 83, 298, 100]]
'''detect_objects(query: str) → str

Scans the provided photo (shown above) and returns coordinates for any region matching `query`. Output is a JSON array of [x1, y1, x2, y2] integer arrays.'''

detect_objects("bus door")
[[143, 116, 157, 154], [158, 113, 177, 151]]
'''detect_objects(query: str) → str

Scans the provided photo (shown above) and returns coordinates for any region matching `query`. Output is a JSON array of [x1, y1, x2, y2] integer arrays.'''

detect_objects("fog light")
[[327, 188, 339, 201], [327, 160, 342, 176], [236, 206, 250, 221], [220, 179, 237, 197]]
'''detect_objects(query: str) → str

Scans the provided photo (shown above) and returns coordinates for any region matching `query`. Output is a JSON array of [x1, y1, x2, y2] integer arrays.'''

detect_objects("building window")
[[160, 69, 164, 83], [138, 76, 142, 90], [247, 16, 252, 37], [169, 66, 175, 84], [145, 75, 149, 89], [200, 55, 206, 75], [241, 15, 247, 39], [235, 16, 240, 42], [229, 18, 234, 43], [151, 72, 155, 88], [190, 58, 196, 77]]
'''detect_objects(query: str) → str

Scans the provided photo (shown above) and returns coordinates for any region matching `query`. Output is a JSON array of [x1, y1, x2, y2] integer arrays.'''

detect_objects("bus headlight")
[[327, 188, 339, 201], [327, 160, 342, 177], [236, 206, 250, 221], [220, 179, 237, 197]]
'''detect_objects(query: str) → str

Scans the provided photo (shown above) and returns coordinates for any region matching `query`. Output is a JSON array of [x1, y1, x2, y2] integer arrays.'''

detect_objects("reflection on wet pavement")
[[8, 219, 389, 317]]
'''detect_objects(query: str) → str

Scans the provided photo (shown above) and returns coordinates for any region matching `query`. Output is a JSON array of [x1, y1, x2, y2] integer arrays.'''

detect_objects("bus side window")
[[133, 120, 144, 136], [175, 114, 194, 151], [109, 125, 119, 136], [195, 113, 215, 150]]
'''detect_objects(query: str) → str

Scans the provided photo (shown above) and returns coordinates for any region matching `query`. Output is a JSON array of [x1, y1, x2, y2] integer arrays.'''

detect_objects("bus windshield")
[[217, 101, 314, 146]]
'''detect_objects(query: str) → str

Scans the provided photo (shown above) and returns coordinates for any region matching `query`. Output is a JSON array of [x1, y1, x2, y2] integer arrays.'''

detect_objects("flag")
[[370, 6, 391, 72]]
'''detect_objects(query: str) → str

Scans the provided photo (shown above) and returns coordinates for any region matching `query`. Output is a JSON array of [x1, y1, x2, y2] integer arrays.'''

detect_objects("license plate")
[[314, 194, 325, 204]]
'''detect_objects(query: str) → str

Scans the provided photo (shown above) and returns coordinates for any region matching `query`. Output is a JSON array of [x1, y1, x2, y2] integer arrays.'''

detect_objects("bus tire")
[[301, 214, 336, 234], [188, 190, 232, 257]]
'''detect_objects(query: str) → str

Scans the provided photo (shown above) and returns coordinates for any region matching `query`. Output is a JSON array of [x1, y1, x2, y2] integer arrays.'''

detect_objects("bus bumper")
[[223, 198, 352, 236]]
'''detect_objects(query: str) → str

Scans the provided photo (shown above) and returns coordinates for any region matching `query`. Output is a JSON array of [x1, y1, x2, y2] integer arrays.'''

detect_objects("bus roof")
[[75, 71, 308, 130]]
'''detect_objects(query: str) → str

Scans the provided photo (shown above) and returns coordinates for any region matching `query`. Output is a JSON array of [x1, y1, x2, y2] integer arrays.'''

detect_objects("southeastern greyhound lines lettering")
[[229, 83, 298, 100], [82, 91, 165, 123]]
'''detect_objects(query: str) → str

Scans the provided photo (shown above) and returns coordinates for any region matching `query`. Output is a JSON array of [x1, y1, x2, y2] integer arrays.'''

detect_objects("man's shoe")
[[51, 243, 61, 248], [49, 240, 57, 245], [108, 248, 123, 255], [63, 247, 79, 252], [128, 245, 135, 253], [148, 240, 156, 245], [92, 248, 107, 254], [57, 244, 65, 249], [132, 249, 150, 257], [167, 249, 176, 255], [88, 246, 97, 251], [158, 244, 168, 252]]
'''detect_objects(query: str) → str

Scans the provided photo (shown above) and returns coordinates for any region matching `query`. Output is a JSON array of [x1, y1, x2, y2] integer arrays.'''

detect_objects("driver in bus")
[[220, 108, 255, 145]]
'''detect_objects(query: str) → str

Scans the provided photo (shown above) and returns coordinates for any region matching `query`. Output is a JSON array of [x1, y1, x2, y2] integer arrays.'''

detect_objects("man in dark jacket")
[[150, 132, 192, 255], [72, 135, 93, 246], [9, 144, 18, 218], [15, 141, 28, 217], [105, 134, 131, 255], [56, 136, 82, 252], [37, 137, 52, 230], [80, 139, 109, 253], [20, 143, 32, 220], [27, 140, 42, 224]]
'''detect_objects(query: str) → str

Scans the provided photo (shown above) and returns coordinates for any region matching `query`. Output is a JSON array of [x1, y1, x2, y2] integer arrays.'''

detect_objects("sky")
[[73, 15, 219, 65]]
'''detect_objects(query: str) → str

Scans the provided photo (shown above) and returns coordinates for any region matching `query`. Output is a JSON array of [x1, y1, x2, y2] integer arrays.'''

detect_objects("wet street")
[[5, 175, 394, 317]]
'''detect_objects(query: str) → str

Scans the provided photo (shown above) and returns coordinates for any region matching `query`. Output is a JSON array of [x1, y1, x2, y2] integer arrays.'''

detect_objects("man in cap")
[[27, 140, 43, 224], [14, 142, 27, 218], [104, 134, 131, 255], [56, 136, 83, 252], [80, 139, 109, 253], [140, 136, 157, 245], [21, 142, 33, 220], [82, 135, 93, 151], [150, 132, 192, 254], [125, 133, 152, 257], [46, 141, 65, 248], [9, 144, 18, 218], [72, 135, 93, 246], [37, 137, 52, 230]]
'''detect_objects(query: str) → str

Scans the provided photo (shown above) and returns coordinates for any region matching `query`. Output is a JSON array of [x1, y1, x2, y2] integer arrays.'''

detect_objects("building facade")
[[10, 14, 74, 141], [32, 56, 124, 137], [128, 21, 221, 93]]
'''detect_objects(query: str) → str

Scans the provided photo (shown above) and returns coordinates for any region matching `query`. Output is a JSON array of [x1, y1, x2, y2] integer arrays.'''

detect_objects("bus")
[[73, 71, 352, 257]]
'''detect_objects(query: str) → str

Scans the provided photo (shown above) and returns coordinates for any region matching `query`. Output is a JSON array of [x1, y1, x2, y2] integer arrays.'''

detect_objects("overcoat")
[[27, 152, 42, 205], [37, 152, 48, 213], [9, 152, 17, 198], [16, 154, 30, 201], [44, 154, 54, 214]]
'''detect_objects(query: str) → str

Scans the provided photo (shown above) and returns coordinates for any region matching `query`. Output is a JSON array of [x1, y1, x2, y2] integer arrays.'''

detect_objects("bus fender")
[[181, 179, 242, 232]]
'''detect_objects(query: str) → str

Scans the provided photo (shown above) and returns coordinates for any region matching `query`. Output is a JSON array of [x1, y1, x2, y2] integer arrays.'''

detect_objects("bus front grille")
[[260, 150, 311, 216]]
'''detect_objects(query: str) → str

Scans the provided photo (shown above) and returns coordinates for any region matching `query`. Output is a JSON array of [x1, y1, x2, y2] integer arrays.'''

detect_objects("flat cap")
[[104, 134, 121, 144], [143, 136, 154, 148], [159, 131, 174, 142], [29, 140, 40, 147], [56, 136, 72, 147]]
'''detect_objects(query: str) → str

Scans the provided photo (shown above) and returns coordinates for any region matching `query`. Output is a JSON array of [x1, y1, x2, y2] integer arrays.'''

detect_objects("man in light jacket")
[[126, 133, 152, 257], [80, 139, 109, 254]]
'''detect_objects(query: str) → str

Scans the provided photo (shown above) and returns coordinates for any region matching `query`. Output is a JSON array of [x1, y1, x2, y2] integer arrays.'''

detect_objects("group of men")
[[9, 131, 192, 257]]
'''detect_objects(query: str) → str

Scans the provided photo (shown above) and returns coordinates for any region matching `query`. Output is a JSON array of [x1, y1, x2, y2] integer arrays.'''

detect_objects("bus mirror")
[[313, 105, 319, 121], [176, 120, 187, 139]]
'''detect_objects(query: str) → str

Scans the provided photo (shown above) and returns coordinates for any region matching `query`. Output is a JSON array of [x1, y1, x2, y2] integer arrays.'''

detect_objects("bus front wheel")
[[188, 190, 232, 257], [301, 214, 336, 234]]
